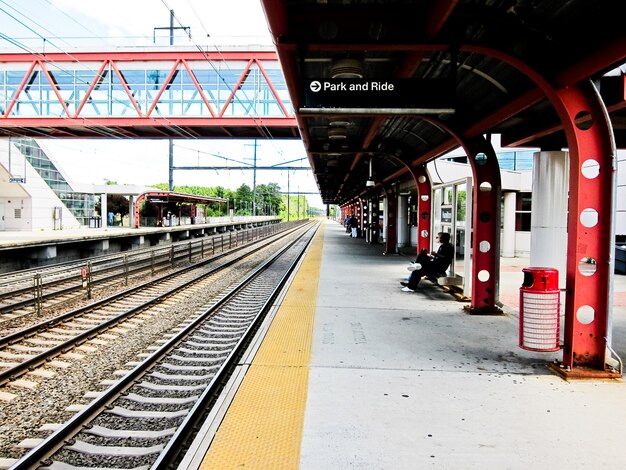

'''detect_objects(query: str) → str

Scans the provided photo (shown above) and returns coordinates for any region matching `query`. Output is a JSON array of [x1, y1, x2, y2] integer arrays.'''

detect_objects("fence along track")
[[9, 222, 319, 470], [0, 222, 310, 387], [0, 223, 290, 318]]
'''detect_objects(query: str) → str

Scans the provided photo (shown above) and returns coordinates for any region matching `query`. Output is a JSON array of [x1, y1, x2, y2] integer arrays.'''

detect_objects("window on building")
[[515, 192, 532, 231]]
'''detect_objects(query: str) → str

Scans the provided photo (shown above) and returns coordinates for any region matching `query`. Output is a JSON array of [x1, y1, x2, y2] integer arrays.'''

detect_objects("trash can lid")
[[521, 267, 559, 290], [522, 267, 559, 273]]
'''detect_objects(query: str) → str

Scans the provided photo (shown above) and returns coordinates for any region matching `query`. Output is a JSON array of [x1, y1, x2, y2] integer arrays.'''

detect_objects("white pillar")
[[502, 191, 516, 258], [129, 196, 135, 228], [382, 196, 388, 242], [100, 193, 107, 230], [397, 195, 408, 247], [530, 151, 569, 288]]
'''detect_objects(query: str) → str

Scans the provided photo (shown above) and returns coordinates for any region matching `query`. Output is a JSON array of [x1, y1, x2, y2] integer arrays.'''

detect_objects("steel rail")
[[152, 223, 319, 469], [0, 223, 310, 385], [0, 224, 283, 314], [8, 222, 318, 469], [0, 223, 300, 340]]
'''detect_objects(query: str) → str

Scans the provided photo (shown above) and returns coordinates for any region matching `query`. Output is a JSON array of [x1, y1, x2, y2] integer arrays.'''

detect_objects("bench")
[[424, 272, 461, 285], [424, 273, 468, 301]]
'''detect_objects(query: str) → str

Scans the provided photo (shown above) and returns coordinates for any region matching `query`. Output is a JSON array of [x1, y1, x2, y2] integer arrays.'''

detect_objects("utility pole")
[[154, 10, 190, 191], [244, 140, 259, 216], [287, 171, 290, 221], [252, 139, 258, 216], [168, 139, 174, 191]]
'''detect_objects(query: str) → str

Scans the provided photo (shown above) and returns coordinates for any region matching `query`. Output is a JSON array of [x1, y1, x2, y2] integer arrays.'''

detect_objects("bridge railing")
[[0, 50, 294, 120]]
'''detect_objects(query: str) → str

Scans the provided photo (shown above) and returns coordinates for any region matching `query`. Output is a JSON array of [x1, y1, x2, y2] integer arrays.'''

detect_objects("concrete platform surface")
[[299, 221, 626, 469]]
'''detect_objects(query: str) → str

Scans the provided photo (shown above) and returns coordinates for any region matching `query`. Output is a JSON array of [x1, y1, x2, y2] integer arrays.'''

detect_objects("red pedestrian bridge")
[[0, 48, 298, 139]]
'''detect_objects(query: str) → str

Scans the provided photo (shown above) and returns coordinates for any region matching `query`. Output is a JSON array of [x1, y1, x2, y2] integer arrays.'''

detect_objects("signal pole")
[[244, 140, 259, 215], [154, 10, 190, 191]]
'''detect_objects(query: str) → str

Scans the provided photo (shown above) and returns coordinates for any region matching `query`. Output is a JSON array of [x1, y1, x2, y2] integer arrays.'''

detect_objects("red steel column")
[[368, 193, 380, 244], [389, 161, 431, 255], [553, 81, 615, 374], [370, 143, 432, 257], [357, 197, 365, 238], [414, 120, 501, 312], [461, 136, 502, 314], [380, 183, 398, 255], [409, 165, 432, 255]]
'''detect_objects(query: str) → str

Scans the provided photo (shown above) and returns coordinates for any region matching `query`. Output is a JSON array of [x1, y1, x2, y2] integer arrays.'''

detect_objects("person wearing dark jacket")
[[401, 232, 454, 292], [349, 215, 359, 238]]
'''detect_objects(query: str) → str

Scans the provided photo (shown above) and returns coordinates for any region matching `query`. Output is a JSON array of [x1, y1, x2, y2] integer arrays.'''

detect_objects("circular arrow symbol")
[[310, 80, 321, 92]]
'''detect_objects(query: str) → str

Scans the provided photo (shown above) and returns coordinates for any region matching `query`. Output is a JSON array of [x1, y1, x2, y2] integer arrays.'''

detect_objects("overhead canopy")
[[137, 191, 227, 206], [261, 0, 626, 204]]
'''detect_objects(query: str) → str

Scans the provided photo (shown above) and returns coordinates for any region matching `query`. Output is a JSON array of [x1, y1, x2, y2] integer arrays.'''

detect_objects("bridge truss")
[[0, 50, 298, 139]]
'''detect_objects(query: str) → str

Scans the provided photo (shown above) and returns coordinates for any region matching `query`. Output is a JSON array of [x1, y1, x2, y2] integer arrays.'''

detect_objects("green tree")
[[456, 189, 467, 222], [255, 182, 283, 215], [95, 194, 129, 218], [279, 194, 309, 220], [234, 184, 253, 214], [146, 182, 291, 217]]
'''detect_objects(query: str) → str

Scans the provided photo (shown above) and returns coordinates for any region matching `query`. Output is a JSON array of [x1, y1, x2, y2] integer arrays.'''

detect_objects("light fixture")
[[328, 128, 347, 140], [330, 58, 363, 79], [329, 119, 352, 127], [365, 157, 375, 187]]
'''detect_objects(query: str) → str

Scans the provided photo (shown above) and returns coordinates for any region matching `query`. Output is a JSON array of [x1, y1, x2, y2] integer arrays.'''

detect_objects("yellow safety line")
[[200, 222, 325, 469]]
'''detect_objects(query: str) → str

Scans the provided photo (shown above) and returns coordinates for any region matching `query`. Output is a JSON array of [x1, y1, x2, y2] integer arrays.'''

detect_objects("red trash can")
[[519, 267, 560, 352]]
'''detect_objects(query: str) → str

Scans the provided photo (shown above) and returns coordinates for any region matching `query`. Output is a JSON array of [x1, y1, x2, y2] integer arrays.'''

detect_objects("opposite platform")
[[193, 220, 626, 469]]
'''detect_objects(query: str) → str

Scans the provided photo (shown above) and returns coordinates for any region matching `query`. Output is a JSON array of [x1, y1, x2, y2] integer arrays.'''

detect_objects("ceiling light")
[[329, 120, 352, 127], [328, 128, 347, 140], [330, 58, 363, 79]]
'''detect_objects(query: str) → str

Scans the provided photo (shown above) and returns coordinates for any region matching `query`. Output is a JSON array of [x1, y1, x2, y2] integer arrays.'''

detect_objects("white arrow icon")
[[310, 81, 321, 92]]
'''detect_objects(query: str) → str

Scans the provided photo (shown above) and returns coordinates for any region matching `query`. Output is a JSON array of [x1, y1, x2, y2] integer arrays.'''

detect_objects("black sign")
[[441, 207, 453, 223], [302, 79, 454, 111], [9, 177, 26, 183]]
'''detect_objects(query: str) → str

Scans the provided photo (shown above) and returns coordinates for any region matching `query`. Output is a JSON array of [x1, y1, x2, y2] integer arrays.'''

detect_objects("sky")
[[0, 0, 322, 205]]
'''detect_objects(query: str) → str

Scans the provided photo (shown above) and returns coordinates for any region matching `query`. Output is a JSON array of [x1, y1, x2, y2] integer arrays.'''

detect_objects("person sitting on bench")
[[401, 232, 454, 292]]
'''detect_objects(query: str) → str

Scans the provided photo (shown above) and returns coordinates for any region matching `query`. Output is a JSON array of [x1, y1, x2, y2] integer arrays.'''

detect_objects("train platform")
[[0, 226, 158, 250], [0, 217, 282, 272], [185, 219, 626, 469], [0, 216, 280, 250]]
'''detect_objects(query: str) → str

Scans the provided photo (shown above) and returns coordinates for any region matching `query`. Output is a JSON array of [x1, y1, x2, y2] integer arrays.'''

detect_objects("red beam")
[[218, 59, 254, 118], [0, 117, 297, 127], [3, 60, 36, 117], [278, 42, 447, 53], [0, 50, 279, 62], [557, 34, 626, 86], [464, 88, 545, 138], [147, 60, 183, 117], [74, 61, 109, 118], [260, 0, 289, 40], [425, 0, 459, 38]]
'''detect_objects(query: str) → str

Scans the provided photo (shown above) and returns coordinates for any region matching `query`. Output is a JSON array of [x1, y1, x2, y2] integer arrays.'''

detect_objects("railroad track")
[[8, 221, 319, 469], [0, 222, 308, 387], [0, 224, 285, 320]]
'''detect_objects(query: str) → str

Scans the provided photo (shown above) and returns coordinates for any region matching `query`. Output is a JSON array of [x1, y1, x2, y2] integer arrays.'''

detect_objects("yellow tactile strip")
[[200, 223, 324, 469]]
